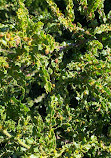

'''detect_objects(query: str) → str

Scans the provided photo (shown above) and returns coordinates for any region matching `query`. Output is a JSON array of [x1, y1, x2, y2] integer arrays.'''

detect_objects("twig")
[[57, 39, 88, 53], [0, 127, 30, 150]]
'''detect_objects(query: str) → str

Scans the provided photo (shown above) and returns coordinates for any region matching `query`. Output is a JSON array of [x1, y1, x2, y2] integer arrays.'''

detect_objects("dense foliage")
[[0, 0, 111, 157]]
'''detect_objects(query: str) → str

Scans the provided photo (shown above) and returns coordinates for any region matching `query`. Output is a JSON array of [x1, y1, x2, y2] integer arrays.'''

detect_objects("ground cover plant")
[[0, 0, 111, 157]]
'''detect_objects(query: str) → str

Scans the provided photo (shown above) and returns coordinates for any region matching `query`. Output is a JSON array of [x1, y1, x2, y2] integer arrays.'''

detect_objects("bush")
[[0, 0, 111, 157]]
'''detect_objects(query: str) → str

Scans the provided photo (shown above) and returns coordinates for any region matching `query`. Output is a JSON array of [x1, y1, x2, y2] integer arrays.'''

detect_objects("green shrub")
[[0, 0, 111, 157]]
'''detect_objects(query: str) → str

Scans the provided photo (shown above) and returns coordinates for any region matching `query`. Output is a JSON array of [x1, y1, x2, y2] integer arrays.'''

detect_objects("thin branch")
[[57, 39, 88, 53], [0, 127, 30, 149]]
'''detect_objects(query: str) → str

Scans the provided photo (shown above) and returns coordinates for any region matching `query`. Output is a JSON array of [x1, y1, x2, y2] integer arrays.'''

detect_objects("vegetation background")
[[0, 0, 111, 157]]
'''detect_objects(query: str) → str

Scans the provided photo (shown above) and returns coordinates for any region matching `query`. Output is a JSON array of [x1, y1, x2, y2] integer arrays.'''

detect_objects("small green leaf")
[[45, 81, 52, 93]]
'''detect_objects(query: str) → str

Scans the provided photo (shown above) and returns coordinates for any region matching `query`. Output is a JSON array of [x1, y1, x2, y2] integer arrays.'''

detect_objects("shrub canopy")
[[0, 0, 111, 157]]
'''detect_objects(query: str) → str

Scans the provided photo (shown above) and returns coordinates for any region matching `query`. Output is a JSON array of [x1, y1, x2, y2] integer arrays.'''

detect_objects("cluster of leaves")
[[0, 0, 111, 157]]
